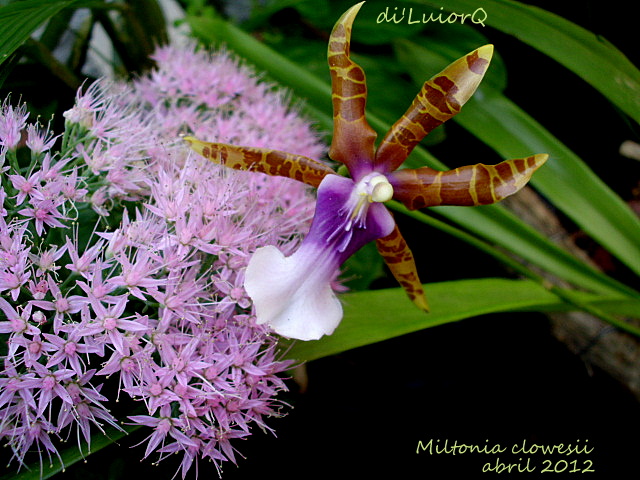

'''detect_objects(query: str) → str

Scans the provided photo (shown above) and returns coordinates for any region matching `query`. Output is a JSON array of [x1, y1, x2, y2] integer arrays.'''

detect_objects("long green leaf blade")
[[409, 0, 640, 124], [3, 424, 137, 480], [394, 201, 639, 298], [463, 93, 640, 275], [287, 278, 640, 361], [0, 0, 78, 67]]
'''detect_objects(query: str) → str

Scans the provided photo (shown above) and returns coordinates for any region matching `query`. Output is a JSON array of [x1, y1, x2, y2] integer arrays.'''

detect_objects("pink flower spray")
[[0, 42, 325, 478]]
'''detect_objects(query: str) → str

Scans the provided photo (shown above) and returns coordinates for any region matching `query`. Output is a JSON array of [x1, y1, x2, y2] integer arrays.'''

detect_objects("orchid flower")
[[185, 2, 548, 341]]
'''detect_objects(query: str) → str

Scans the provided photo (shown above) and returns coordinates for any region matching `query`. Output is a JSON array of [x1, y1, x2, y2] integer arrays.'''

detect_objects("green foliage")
[[287, 277, 640, 361], [0, 0, 167, 93], [1, 425, 138, 480], [0, 0, 78, 68], [341, 241, 386, 290]]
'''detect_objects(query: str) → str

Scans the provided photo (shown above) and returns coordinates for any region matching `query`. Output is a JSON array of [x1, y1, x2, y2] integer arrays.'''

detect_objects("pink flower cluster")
[[0, 43, 325, 477]]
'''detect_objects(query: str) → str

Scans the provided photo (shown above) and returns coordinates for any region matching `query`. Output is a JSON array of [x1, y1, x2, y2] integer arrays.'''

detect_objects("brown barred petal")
[[389, 154, 549, 210], [376, 225, 430, 312], [183, 136, 334, 188], [375, 45, 494, 173]]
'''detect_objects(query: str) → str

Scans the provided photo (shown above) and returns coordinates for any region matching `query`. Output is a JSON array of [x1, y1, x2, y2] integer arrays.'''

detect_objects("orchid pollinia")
[[186, 2, 548, 341]]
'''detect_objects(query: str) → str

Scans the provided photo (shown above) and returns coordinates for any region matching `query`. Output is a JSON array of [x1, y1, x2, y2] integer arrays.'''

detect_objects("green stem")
[[59, 271, 80, 291], [6, 147, 20, 173], [60, 123, 93, 158]]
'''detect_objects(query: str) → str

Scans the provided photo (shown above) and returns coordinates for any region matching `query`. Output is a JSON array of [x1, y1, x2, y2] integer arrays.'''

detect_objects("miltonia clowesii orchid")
[[185, 1, 548, 341]]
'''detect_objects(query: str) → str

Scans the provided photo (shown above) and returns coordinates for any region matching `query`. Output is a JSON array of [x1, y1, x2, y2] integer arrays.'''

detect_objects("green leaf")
[[3, 424, 138, 480], [239, 0, 327, 30], [395, 38, 640, 277], [392, 201, 639, 299], [408, 0, 640, 125], [38, 4, 75, 50], [0, 0, 78, 67], [394, 32, 507, 93], [462, 94, 640, 276], [292, 0, 332, 23], [341, 241, 385, 290], [286, 278, 640, 362]]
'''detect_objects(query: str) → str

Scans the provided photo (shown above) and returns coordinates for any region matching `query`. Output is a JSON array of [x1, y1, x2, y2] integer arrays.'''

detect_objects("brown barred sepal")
[[375, 45, 494, 173], [376, 225, 429, 312], [390, 154, 548, 210], [327, 1, 377, 175], [184, 136, 334, 188]]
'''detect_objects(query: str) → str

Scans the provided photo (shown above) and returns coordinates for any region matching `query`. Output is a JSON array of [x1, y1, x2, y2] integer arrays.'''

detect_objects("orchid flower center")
[[323, 172, 394, 254], [348, 172, 393, 224], [369, 174, 395, 202]]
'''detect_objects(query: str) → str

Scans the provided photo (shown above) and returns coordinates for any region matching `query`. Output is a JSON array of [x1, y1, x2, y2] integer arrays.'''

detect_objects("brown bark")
[[501, 187, 640, 400]]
